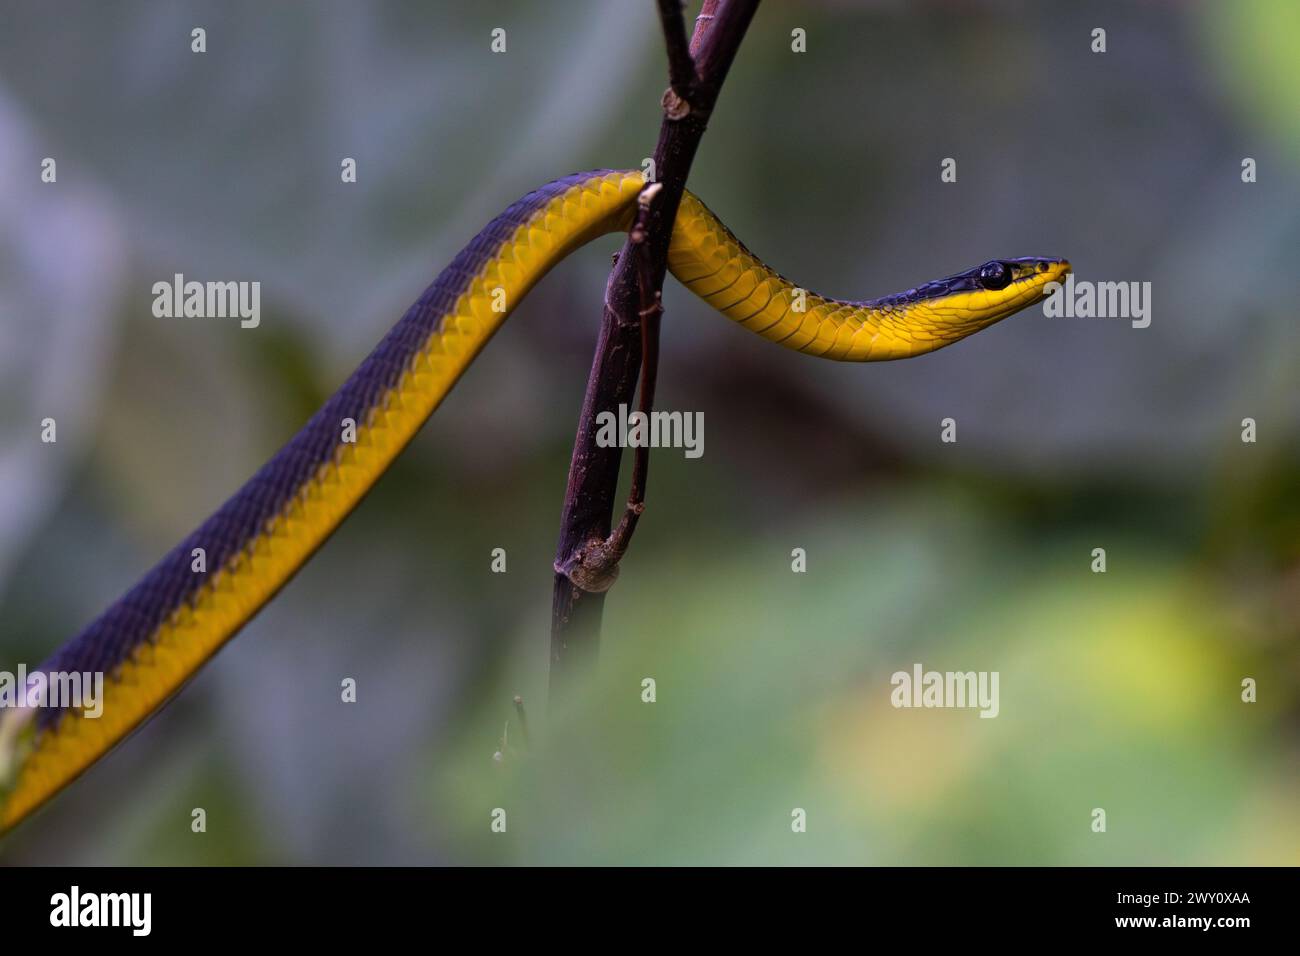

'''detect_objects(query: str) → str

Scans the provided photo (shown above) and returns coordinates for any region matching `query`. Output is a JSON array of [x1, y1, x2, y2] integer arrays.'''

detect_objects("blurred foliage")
[[429, 484, 1297, 865], [1200, 0, 1300, 163]]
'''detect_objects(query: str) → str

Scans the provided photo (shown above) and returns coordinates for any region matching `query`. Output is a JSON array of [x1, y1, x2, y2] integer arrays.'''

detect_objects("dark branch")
[[549, 0, 760, 696], [690, 0, 725, 57]]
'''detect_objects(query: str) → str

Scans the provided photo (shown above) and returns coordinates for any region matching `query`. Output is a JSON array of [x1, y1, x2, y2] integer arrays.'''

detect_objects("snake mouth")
[[999, 257, 1070, 306]]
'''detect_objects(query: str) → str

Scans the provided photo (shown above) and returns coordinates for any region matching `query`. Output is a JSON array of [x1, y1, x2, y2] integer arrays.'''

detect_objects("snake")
[[0, 168, 1069, 834]]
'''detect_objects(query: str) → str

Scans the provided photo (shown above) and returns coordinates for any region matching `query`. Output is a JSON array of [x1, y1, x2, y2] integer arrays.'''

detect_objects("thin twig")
[[657, 0, 697, 117], [605, 182, 663, 561], [513, 695, 530, 749]]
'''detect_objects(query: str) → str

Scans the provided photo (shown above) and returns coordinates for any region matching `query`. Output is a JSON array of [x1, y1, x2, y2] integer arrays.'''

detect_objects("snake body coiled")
[[0, 169, 1068, 832]]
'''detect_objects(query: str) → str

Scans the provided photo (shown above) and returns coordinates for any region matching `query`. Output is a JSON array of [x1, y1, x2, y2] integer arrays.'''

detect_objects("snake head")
[[876, 255, 1071, 354], [920, 255, 1070, 312]]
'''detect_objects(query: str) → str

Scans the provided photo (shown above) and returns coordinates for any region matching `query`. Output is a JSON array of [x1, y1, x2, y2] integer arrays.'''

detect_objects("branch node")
[[555, 538, 623, 594], [661, 86, 692, 120], [638, 181, 665, 209]]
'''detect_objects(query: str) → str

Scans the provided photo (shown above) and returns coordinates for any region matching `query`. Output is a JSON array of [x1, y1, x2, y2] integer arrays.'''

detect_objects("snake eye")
[[977, 261, 1011, 291]]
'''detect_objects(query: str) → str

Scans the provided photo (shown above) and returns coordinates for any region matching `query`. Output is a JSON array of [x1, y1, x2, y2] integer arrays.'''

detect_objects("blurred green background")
[[0, 0, 1297, 864]]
